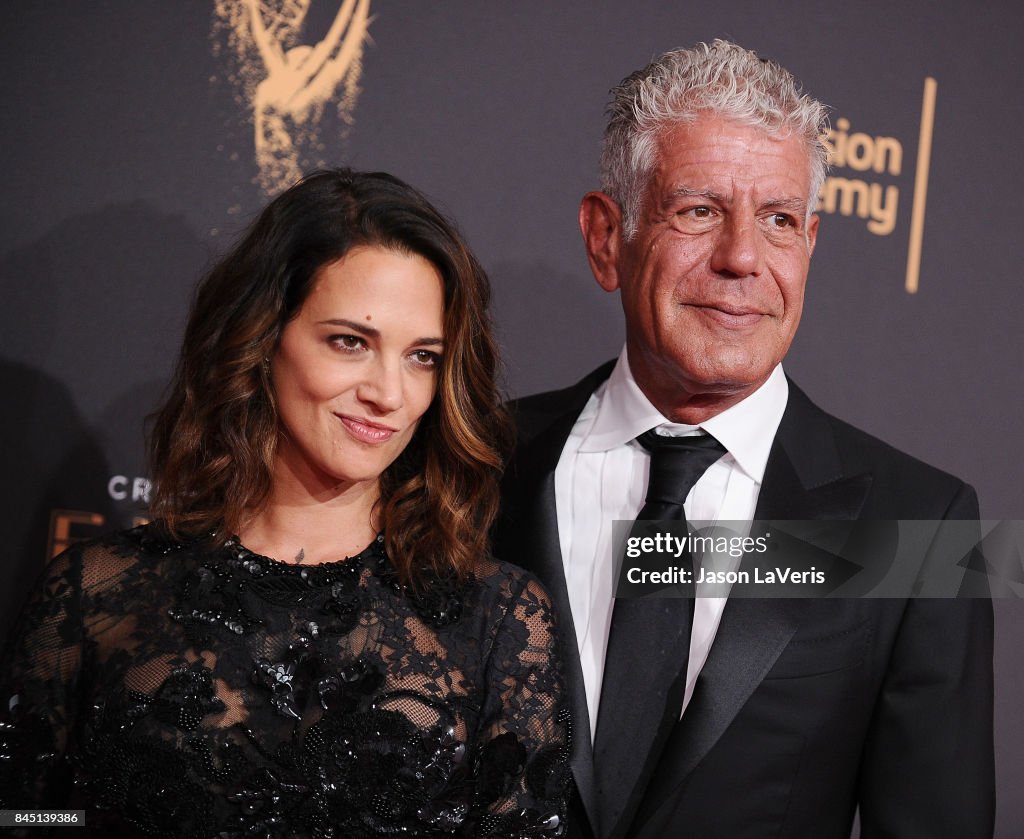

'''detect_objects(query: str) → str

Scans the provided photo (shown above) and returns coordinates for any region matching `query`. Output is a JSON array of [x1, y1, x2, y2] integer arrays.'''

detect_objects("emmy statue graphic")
[[215, 0, 372, 195]]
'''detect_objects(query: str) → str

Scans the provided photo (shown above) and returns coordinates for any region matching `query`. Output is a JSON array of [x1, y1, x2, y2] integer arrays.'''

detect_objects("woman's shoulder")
[[43, 523, 201, 594], [54, 522, 193, 559], [469, 554, 549, 593], [464, 556, 559, 625]]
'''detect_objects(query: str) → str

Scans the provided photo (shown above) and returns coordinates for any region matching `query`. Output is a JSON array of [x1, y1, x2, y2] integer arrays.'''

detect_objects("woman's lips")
[[337, 414, 398, 443]]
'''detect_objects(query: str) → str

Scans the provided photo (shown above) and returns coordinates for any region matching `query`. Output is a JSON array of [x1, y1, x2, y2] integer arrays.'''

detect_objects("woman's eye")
[[410, 350, 440, 368], [331, 335, 365, 351]]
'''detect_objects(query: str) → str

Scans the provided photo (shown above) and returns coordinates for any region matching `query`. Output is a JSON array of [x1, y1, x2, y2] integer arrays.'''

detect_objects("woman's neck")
[[238, 477, 380, 565]]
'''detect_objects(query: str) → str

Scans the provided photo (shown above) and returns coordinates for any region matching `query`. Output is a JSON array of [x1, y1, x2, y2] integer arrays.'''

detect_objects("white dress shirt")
[[553, 348, 789, 740]]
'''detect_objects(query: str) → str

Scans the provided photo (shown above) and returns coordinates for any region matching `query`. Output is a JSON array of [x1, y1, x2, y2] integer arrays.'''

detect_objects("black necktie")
[[635, 429, 727, 522], [593, 430, 726, 838]]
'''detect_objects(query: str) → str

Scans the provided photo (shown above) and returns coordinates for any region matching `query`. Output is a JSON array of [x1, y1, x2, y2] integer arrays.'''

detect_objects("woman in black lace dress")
[[0, 169, 569, 837]]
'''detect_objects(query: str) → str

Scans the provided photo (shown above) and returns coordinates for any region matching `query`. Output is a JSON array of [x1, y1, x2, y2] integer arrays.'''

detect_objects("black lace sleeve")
[[467, 569, 572, 837], [0, 547, 84, 811]]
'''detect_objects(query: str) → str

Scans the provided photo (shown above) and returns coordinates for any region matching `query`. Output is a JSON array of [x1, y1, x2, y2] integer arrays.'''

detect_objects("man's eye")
[[769, 213, 795, 228], [686, 206, 713, 218]]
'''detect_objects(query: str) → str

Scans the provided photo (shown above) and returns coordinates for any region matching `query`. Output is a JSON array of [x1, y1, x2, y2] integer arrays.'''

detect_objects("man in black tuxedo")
[[496, 40, 993, 838]]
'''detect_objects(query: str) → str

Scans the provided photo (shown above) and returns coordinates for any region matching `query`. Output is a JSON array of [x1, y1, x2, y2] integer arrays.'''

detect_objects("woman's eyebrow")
[[318, 318, 444, 346]]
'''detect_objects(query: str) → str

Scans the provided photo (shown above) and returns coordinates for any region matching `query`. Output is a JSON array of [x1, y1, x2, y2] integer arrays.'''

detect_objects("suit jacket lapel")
[[499, 363, 616, 831], [754, 382, 873, 522], [516, 420, 602, 819], [630, 379, 875, 833]]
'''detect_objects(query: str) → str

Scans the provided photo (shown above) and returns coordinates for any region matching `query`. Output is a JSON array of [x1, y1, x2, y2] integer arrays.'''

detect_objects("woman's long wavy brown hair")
[[149, 168, 512, 584]]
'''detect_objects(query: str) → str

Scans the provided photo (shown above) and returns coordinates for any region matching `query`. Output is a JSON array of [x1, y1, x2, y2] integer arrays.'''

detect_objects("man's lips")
[[691, 303, 767, 327], [337, 414, 398, 443]]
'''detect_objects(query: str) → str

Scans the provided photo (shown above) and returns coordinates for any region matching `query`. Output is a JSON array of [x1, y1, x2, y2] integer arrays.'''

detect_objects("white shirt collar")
[[579, 347, 788, 484]]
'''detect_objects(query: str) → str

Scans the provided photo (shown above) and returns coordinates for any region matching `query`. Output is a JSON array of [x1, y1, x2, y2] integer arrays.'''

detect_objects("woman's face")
[[270, 246, 444, 499]]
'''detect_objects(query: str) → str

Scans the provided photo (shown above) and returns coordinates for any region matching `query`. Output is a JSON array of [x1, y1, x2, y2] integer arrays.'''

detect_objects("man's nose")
[[709, 215, 765, 278]]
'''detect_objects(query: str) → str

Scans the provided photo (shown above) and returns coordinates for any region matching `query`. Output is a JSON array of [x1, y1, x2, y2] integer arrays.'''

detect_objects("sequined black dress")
[[0, 526, 570, 837]]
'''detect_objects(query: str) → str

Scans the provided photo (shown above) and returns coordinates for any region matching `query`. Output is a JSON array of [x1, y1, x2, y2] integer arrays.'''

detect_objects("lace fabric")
[[0, 526, 570, 837]]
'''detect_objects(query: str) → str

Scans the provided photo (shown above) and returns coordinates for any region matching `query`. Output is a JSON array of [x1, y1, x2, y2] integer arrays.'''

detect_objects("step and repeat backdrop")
[[3, 2, 1022, 832]]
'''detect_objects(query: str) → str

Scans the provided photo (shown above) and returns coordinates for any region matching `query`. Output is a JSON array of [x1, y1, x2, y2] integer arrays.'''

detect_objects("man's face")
[[588, 115, 818, 420]]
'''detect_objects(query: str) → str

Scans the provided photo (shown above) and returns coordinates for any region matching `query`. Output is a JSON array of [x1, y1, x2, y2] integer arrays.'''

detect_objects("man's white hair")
[[600, 40, 831, 239]]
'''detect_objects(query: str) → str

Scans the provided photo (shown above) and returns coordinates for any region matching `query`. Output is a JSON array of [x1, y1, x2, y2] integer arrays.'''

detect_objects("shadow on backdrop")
[[0, 359, 114, 643], [490, 259, 624, 398], [0, 202, 206, 645]]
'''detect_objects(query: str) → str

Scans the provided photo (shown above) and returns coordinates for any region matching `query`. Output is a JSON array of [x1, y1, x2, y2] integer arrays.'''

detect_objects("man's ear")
[[579, 191, 624, 292], [806, 213, 820, 257]]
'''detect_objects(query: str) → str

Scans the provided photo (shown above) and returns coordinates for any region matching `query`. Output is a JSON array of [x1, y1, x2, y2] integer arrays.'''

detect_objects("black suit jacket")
[[495, 363, 994, 839]]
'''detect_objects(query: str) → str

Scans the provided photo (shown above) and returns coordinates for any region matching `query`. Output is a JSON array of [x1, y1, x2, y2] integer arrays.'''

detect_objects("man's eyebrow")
[[761, 197, 808, 214], [668, 187, 808, 215], [669, 186, 727, 202], [317, 318, 445, 347]]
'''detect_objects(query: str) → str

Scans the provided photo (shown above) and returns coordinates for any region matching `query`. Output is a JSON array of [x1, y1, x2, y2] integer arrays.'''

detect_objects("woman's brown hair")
[[149, 168, 511, 583]]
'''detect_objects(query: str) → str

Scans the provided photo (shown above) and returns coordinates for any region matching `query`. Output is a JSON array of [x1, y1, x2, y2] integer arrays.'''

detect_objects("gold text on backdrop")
[[817, 78, 937, 294]]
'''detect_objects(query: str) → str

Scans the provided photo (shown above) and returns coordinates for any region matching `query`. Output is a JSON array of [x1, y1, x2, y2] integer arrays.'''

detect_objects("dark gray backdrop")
[[3, 2, 1021, 834]]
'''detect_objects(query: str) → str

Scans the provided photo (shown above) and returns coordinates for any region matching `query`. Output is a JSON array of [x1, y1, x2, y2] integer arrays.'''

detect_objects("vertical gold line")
[[905, 77, 938, 294]]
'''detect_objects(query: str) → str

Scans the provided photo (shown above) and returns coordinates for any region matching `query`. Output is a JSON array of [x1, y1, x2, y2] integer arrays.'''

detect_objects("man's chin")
[[670, 352, 777, 395]]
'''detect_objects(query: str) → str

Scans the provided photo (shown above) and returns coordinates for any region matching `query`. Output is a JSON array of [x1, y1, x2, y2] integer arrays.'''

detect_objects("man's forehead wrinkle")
[[654, 130, 813, 185], [668, 185, 727, 201]]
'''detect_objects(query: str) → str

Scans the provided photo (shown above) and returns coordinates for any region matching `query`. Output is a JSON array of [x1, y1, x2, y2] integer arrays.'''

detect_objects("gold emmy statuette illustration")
[[215, 0, 372, 194]]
